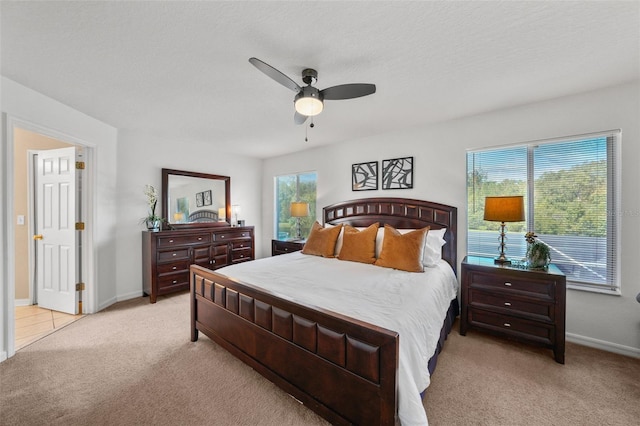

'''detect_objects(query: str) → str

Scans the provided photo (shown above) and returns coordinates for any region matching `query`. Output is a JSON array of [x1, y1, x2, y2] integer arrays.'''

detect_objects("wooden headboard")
[[323, 197, 457, 273]]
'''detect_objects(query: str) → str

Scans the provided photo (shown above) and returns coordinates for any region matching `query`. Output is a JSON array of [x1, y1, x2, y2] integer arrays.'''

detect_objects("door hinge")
[[76, 282, 85, 291], [75, 222, 85, 230], [76, 161, 85, 170]]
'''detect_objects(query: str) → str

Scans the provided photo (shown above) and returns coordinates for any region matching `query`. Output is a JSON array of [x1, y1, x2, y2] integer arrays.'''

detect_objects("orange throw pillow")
[[301, 222, 343, 257], [374, 224, 429, 272], [337, 223, 380, 264]]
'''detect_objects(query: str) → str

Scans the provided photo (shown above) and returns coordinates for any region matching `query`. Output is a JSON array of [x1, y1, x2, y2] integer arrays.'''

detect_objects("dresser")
[[460, 255, 566, 363], [142, 226, 254, 303], [271, 239, 305, 256]]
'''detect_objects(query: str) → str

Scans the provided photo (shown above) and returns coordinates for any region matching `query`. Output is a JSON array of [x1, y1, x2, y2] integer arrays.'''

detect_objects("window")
[[275, 171, 317, 240], [467, 131, 620, 293]]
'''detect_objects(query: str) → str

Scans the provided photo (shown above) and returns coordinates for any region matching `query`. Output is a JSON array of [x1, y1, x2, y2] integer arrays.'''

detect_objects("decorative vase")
[[526, 242, 550, 269], [146, 219, 161, 231]]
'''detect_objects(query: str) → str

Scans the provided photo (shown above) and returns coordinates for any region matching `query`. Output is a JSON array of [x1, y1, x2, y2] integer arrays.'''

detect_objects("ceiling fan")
[[249, 57, 376, 125]]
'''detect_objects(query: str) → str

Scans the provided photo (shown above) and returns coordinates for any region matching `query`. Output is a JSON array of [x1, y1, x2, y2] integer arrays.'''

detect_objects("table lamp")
[[290, 201, 310, 240], [484, 196, 525, 264]]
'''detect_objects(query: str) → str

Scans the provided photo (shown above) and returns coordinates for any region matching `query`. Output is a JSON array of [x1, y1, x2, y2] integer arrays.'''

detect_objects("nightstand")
[[271, 239, 305, 256], [460, 255, 566, 363]]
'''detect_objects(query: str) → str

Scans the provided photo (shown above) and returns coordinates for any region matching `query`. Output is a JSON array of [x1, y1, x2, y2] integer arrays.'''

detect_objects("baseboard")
[[116, 290, 144, 303], [0, 351, 7, 363], [14, 299, 30, 307], [566, 333, 640, 359], [97, 295, 118, 312]]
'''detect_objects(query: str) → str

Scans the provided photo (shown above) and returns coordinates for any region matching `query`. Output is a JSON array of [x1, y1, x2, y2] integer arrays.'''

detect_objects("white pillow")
[[375, 227, 446, 267]]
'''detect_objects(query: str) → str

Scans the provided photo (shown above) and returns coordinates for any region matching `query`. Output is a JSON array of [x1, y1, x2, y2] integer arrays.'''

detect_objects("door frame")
[[3, 115, 96, 359]]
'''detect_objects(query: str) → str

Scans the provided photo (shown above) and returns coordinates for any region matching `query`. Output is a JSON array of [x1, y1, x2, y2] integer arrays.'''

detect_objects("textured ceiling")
[[1, 1, 638, 159]]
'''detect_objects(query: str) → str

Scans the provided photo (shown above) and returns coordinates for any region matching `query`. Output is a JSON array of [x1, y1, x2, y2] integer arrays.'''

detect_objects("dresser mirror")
[[162, 168, 231, 229]]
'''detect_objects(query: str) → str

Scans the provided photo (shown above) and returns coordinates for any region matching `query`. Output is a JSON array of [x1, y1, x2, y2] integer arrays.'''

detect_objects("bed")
[[190, 197, 458, 425]]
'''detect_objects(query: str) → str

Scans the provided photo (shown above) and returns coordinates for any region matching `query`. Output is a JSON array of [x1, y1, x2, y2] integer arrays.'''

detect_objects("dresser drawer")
[[157, 248, 190, 263], [157, 271, 189, 290], [230, 240, 252, 250], [158, 234, 210, 247], [214, 230, 252, 242], [468, 309, 554, 345], [469, 288, 554, 322], [231, 248, 252, 263], [157, 260, 190, 275], [468, 270, 555, 299]]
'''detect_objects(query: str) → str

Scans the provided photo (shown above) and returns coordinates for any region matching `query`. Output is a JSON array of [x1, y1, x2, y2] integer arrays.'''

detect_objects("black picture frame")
[[195, 192, 204, 207], [203, 189, 212, 206], [352, 161, 378, 191], [382, 156, 413, 189]]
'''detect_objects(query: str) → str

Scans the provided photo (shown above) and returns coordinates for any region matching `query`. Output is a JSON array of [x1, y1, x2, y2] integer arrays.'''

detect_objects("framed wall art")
[[195, 191, 204, 207], [352, 161, 378, 191], [203, 189, 212, 206], [382, 156, 413, 189]]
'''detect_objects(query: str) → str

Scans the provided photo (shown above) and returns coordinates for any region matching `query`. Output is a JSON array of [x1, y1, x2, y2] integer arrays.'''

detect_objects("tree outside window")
[[275, 172, 317, 240]]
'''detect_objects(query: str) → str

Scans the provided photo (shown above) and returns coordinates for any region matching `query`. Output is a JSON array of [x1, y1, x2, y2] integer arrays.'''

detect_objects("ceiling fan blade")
[[294, 111, 308, 125], [320, 83, 376, 100], [249, 57, 301, 93]]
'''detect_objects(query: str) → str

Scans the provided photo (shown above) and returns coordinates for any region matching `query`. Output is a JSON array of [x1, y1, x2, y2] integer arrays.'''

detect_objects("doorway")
[[10, 123, 93, 354]]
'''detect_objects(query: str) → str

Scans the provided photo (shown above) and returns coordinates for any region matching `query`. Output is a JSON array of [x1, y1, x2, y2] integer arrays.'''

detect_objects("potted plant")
[[524, 232, 550, 269], [141, 184, 162, 231]]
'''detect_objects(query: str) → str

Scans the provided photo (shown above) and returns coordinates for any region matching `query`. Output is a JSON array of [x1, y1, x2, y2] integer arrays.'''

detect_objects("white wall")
[[262, 81, 640, 357], [0, 77, 118, 360], [114, 129, 263, 302]]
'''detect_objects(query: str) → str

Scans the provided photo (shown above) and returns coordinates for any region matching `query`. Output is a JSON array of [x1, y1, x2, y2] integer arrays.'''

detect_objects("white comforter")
[[217, 251, 458, 426]]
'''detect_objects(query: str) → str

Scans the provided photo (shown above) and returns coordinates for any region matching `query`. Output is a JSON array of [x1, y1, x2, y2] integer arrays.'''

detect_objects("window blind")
[[467, 131, 620, 293]]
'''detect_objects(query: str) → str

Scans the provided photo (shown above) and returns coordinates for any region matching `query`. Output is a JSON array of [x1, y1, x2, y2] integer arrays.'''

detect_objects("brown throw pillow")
[[337, 223, 380, 264], [374, 224, 430, 272], [301, 222, 343, 257]]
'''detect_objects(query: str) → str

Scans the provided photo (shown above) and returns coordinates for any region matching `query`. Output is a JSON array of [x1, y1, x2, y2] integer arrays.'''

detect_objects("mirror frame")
[[161, 168, 231, 229]]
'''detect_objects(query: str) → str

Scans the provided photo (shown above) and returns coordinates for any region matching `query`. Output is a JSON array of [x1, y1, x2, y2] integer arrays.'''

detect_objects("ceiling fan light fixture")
[[295, 96, 323, 116]]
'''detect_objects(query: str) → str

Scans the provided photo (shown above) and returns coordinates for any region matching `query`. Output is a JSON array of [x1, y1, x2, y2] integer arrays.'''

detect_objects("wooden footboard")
[[190, 264, 399, 425]]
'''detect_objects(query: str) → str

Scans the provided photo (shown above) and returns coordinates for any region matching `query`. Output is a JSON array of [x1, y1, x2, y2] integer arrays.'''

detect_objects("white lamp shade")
[[295, 96, 323, 116]]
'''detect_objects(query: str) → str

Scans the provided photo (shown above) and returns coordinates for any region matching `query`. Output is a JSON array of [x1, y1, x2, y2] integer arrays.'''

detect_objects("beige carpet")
[[1, 291, 638, 426]]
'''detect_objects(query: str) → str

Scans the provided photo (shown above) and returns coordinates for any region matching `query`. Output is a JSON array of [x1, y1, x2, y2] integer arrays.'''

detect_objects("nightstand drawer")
[[468, 270, 555, 299], [469, 309, 554, 345], [469, 288, 554, 322], [272, 239, 305, 256]]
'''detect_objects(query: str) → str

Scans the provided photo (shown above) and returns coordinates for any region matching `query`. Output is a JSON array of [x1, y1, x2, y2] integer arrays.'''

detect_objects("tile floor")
[[15, 305, 83, 351]]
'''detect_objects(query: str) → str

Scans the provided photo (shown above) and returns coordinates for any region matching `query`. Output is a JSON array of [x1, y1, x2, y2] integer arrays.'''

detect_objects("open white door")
[[35, 147, 78, 314]]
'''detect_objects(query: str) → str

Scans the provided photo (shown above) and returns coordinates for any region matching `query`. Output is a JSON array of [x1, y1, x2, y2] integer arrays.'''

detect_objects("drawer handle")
[[172, 280, 178, 284], [504, 282, 512, 287], [504, 302, 511, 306], [239, 255, 244, 258], [198, 237, 202, 241], [239, 244, 244, 248], [285, 248, 289, 251], [169, 239, 174, 243], [172, 266, 177, 270], [242, 233, 247, 236], [172, 253, 177, 257], [210, 260, 215, 264], [221, 236, 225, 239], [504, 323, 511, 327]]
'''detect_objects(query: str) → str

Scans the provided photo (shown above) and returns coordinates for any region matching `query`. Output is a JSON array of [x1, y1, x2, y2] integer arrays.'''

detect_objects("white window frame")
[[467, 130, 621, 295]]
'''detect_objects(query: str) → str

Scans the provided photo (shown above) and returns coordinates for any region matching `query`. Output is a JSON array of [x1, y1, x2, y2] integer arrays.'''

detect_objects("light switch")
[[17, 215, 25, 225]]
